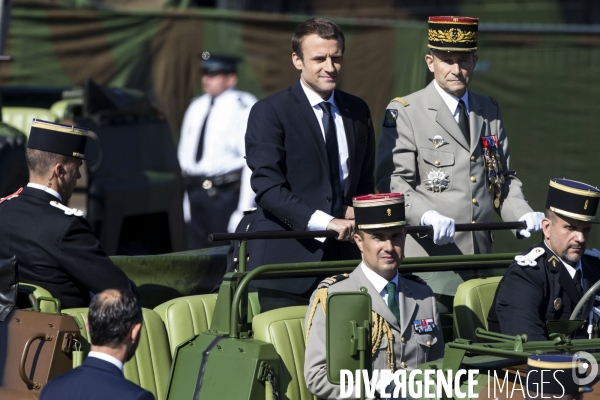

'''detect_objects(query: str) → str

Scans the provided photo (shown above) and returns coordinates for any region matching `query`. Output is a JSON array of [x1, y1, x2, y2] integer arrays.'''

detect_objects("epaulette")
[[514, 247, 545, 267], [489, 96, 498, 106], [391, 97, 409, 107], [585, 248, 600, 260], [316, 273, 349, 289], [400, 273, 428, 285], [0, 187, 23, 204], [50, 201, 84, 217]]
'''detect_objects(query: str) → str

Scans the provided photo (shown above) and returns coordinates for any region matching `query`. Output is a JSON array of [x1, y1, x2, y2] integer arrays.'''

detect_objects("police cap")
[[547, 178, 600, 223], [27, 119, 90, 160]]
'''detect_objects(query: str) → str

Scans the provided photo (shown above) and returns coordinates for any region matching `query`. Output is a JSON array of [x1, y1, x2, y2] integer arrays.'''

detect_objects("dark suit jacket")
[[245, 80, 375, 289], [40, 356, 154, 400], [0, 187, 138, 308], [488, 242, 600, 341]]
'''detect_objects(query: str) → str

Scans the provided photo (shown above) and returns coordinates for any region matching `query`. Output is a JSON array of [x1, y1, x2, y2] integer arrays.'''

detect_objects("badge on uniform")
[[383, 109, 398, 127], [481, 135, 505, 208], [413, 318, 435, 334]]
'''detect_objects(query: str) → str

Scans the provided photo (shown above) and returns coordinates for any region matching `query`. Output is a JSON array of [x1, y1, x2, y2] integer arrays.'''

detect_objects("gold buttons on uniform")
[[426, 340, 431, 346], [434, 160, 440, 166], [472, 198, 477, 204], [401, 337, 405, 343], [470, 156, 475, 161], [470, 176, 476, 183], [472, 220, 476, 224], [401, 361, 406, 368]]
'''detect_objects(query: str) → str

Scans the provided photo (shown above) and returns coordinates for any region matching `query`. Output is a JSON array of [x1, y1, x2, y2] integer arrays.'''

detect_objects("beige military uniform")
[[376, 81, 532, 257], [304, 264, 444, 400]]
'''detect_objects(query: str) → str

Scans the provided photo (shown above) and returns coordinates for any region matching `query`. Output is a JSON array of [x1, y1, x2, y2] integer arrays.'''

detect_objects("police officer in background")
[[488, 178, 600, 341], [0, 119, 138, 309], [178, 54, 257, 249], [375, 16, 543, 308]]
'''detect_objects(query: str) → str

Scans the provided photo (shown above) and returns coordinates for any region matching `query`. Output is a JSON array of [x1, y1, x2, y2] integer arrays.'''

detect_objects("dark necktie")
[[457, 99, 470, 146], [574, 269, 583, 298], [386, 282, 400, 323], [318, 102, 343, 218], [195, 96, 214, 162]]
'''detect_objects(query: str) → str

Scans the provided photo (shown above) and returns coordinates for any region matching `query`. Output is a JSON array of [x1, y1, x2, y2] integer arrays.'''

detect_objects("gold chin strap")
[[305, 287, 396, 372]]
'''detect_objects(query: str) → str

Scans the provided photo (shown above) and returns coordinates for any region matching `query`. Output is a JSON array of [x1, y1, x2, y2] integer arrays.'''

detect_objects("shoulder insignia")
[[317, 273, 349, 289], [514, 247, 545, 267], [400, 273, 428, 285], [489, 96, 498, 106], [0, 187, 23, 204], [50, 201, 84, 217], [383, 109, 398, 127], [391, 97, 409, 107]]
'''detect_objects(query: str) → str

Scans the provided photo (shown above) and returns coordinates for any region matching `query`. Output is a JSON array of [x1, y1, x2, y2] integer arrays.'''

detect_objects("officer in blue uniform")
[[488, 178, 600, 341]]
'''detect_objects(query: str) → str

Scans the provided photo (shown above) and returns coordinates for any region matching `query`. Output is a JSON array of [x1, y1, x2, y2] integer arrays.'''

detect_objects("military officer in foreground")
[[375, 16, 543, 306], [304, 193, 444, 399], [0, 119, 138, 309], [488, 178, 600, 341]]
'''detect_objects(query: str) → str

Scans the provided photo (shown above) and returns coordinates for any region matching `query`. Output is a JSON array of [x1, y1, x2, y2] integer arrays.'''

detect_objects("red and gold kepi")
[[428, 16, 478, 52], [27, 119, 92, 161], [353, 193, 405, 230]]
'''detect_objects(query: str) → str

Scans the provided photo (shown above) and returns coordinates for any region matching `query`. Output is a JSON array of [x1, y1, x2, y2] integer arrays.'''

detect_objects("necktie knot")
[[318, 101, 332, 115], [458, 99, 467, 115]]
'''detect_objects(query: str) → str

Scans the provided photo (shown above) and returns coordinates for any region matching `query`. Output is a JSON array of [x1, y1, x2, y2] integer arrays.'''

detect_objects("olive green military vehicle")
[[2, 227, 600, 400]]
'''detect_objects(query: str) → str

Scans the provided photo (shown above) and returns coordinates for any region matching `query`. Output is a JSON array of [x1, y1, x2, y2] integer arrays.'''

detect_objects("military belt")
[[183, 169, 242, 191]]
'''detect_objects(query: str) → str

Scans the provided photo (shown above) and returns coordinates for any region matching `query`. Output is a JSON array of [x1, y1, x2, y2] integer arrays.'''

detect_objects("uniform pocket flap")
[[420, 148, 455, 167], [415, 334, 437, 347]]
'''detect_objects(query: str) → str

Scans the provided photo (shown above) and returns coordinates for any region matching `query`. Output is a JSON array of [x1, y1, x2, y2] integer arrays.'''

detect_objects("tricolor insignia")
[[548, 255, 560, 268], [413, 318, 435, 334], [383, 109, 398, 127]]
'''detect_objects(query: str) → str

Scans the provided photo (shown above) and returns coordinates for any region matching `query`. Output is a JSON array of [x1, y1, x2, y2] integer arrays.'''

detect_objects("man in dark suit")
[[0, 119, 137, 308], [244, 18, 375, 306], [40, 289, 154, 400], [488, 178, 600, 340]]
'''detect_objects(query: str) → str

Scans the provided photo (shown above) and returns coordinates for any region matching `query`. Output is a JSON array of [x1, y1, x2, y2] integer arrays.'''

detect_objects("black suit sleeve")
[[136, 391, 156, 400], [355, 102, 375, 197], [59, 217, 139, 298], [245, 100, 316, 230], [495, 264, 547, 341]]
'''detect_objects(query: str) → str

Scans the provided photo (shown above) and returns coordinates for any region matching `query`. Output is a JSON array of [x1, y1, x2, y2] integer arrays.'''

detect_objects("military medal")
[[413, 318, 435, 334], [481, 136, 504, 208]]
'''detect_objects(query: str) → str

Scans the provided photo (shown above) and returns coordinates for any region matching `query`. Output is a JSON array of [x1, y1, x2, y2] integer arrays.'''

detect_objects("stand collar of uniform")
[[300, 79, 338, 111], [87, 351, 124, 373], [360, 262, 399, 295], [544, 240, 582, 279], [26, 182, 62, 202], [433, 79, 469, 115], [211, 87, 237, 104]]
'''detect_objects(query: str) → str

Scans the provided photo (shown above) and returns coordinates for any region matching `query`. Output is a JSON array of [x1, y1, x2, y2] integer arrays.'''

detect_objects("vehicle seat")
[[453, 276, 502, 342], [17, 283, 58, 313], [62, 307, 172, 400], [154, 293, 218, 356], [2, 107, 58, 137], [252, 306, 314, 400]]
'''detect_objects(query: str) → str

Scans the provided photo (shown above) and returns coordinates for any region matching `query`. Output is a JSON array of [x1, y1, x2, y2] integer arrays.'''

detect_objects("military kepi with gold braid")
[[546, 178, 600, 223], [428, 16, 478, 52], [353, 193, 405, 230], [27, 119, 91, 160]]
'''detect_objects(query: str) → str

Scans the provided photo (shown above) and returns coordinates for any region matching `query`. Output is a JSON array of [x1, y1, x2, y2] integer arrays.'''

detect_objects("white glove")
[[585, 248, 600, 259], [518, 211, 545, 238], [421, 210, 455, 245]]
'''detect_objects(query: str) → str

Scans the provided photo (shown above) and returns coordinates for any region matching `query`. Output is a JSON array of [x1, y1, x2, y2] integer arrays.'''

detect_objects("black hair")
[[292, 18, 345, 61], [89, 289, 143, 347]]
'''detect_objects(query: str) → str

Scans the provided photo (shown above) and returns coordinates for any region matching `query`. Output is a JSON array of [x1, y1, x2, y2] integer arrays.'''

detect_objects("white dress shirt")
[[87, 351, 124, 373], [178, 88, 258, 229], [360, 262, 399, 307], [27, 182, 62, 202], [433, 80, 470, 124], [300, 81, 350, 232]]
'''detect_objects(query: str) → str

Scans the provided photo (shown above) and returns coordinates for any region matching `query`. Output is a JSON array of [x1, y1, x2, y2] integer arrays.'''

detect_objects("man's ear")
[[354, 233, 364, 253], [129, 322, 142, 344], [292, 52, 303, 71], [541, 217, 552, 241], [424, 54, 435, 73]]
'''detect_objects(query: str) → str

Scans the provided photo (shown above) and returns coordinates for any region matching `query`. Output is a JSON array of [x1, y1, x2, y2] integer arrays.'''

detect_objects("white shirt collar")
[[87, 351, 124, 373], [360, 262, 399, 295], [544, 240, 582, 279], [433, 80, 469, 116], [300, 79, 338, 110], [27, 183, 63, 202]]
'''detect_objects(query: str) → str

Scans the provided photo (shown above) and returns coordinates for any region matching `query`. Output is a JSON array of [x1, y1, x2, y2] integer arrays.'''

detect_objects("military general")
[[488, 178, 600, 341], [375, 16, 543, 304], [0, 119, 138, 309], [304, 193, 443, 399]]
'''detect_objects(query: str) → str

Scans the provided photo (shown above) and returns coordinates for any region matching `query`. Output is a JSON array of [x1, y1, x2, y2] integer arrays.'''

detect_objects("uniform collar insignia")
[[50, 201, 84, 217], [548, 255, 560, 268]]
